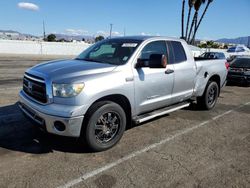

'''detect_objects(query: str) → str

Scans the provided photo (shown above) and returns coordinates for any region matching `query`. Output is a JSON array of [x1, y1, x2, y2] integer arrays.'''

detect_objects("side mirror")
[[148, 54, 167, 68], [136, 54, 167, 68]]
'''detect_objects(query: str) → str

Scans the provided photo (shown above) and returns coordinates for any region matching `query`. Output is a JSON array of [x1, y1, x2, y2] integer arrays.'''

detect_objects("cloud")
[[112, 31, 121, 36], [96, 30, 121, 37], [140, 32, 151, 36], [65, 29, 88, 36], [141, 32, 161, 36], [18, 2, 39, 11]]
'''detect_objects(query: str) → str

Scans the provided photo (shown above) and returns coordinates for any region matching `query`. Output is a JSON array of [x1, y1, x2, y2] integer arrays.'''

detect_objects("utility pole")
[[123, 27, 126, 36], [248, 36, 250, 48], [109, 24, 113, 39], [43, 20, 46, 41]]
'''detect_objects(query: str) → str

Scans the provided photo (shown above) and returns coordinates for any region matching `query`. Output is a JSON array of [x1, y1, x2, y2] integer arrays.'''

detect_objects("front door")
[[133, 40, 174, 115]]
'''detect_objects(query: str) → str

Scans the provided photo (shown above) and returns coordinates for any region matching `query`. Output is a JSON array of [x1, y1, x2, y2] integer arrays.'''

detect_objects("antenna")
[[43, 20, 46, 41], [109, 24, 113, 39]]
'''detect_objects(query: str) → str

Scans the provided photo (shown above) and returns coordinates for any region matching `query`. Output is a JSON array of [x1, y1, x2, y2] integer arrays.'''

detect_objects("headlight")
[[53, 83, 84, 98]]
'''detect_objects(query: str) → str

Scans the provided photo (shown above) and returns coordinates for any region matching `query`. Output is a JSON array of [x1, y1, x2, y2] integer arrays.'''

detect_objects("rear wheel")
[[83, 101, 126, 152], [197, 81, 219, 110]]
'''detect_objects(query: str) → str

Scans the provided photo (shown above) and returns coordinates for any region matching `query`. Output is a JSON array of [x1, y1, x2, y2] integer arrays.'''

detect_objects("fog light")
[[54, 121, 66, 132]]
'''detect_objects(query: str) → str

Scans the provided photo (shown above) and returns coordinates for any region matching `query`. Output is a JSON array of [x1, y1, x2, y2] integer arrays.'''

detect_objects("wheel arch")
[[83, 94, 132, 130], [208, 74, 221, 96]]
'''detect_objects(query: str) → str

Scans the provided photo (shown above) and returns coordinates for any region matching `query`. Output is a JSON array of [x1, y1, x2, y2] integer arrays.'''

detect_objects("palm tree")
[[181, 0, 186, 39], [190, 0, 213, 44], [185, 0, 197, 40], [187, 0, 206, 43]]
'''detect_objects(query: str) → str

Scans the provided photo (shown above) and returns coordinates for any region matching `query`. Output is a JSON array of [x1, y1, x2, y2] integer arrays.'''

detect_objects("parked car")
[[227, 45, 250, 58], [227, 56, 250, 86], [198, 52, 226, 59], [19, 36, 228, 151]]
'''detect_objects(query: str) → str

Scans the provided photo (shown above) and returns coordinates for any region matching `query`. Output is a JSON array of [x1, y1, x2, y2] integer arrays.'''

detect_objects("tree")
[[187, 0, 206, 43], [211, 43, 219, 49], [82, 38, 85, 42], [185, 0, 197, 40], [190, 0, 213, 44], [181, 0, 214, 44], [57, 38, 66, 42], [181, 0, 186, 39], [95, 35, 104, 42], [47, 34, 56, 42], [198, 43, 207, 48]]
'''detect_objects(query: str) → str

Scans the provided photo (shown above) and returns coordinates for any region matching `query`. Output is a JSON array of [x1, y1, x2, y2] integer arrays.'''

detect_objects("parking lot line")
[[0, 104, 15, 108], [57, 101, 250, 188], [0, 86, 21, 91]]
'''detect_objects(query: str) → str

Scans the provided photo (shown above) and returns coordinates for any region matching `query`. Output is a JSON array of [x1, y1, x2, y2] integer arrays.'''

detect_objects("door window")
[[168, 41, 187, 64], [140, 41, 167, 59]]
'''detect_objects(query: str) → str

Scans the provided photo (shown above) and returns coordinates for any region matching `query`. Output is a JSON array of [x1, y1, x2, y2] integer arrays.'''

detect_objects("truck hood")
[[27, 59, 117, 81]]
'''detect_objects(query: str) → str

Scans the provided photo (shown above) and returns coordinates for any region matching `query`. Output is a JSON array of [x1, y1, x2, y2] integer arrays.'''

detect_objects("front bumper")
[[19, 90, 84, 137]]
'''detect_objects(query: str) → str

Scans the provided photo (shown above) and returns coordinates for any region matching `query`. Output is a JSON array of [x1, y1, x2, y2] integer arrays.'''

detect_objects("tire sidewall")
[[204, 81, 219, 110], [85, 102, 126, 151]]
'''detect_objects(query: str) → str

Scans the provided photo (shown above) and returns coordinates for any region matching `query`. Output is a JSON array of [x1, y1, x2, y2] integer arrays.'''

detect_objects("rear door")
[[167, 41, 196, 104]]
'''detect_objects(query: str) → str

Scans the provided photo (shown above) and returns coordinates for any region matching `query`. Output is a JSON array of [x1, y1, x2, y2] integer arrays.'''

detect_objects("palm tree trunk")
[[185, 7, 192, 40], [191, 1, 212, 43], [181, 0, 186, 39], [187, 11, 198, 44], [191, 15, 198, 44]]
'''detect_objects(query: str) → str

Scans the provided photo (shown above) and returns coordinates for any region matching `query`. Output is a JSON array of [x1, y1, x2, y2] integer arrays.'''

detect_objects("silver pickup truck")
[[19, 36, 228, 151]]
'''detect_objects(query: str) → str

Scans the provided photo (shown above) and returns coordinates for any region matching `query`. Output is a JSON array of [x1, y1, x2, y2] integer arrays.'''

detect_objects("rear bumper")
[[227, 75, 250, 84], [19, 90, 84, 137]]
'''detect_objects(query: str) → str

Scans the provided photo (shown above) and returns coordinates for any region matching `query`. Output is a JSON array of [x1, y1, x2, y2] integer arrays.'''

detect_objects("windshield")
[[230, 58, 250, 68], [76, 39, 142, 65]]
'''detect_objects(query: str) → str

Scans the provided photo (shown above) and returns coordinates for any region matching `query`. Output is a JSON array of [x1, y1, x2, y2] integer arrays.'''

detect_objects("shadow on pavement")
[[226, 82, 250, 87], [0, 103, 92, 154], [2, 99, 247, 155]]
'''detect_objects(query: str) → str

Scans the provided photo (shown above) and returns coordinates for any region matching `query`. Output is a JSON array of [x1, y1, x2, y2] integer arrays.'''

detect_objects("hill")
[[216, 36, 250, 46]]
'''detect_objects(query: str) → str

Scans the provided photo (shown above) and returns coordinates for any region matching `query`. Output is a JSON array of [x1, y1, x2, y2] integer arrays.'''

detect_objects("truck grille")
[[23, 73, 47, 103]]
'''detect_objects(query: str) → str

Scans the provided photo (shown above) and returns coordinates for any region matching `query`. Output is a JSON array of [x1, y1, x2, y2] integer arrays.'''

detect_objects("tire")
[[83, 101, 126, 152], [197, 81, 219, 110]]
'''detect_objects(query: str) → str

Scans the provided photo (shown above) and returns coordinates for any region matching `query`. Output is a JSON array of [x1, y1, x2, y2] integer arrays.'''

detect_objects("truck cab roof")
[[108, 36, 184, 42]]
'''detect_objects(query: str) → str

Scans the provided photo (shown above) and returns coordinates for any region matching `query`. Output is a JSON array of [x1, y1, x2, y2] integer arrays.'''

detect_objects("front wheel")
[[83, 101, 126, 152], [197, 81, 219, 110]]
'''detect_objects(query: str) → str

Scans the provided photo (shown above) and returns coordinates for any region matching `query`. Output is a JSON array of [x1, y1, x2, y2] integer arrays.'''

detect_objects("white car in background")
[[227, 45, 250, 56], [199, 52, 226, 60]]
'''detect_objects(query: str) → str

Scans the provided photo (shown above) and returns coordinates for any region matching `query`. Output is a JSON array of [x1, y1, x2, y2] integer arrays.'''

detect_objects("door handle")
[[165, 69, 174, 74]]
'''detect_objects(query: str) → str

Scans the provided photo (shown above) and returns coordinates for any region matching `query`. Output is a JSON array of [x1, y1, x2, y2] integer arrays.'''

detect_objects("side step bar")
[[134, 102, 190, 124]]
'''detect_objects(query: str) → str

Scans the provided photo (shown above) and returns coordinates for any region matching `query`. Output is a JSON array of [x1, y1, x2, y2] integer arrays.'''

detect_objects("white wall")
[[207, 48, 227, 53], [0, 40, 91, 55]]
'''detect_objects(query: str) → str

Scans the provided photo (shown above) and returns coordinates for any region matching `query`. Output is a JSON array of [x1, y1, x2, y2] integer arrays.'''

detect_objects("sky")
[[0, 0, 249, 40]]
